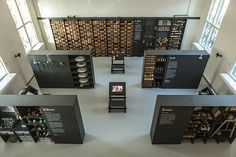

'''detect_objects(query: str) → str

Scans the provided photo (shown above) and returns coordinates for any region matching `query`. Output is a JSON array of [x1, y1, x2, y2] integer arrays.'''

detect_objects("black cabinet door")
[[50, 55, 74, 88], [29, 55, 52, 88], [29, 55, 74, 88], [162, 55, 209, 88]]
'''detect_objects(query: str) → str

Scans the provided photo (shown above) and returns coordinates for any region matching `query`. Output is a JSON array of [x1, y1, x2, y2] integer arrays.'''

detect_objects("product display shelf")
[[120, 20, 128, 54], [126, 20, 134, 56], [14, 124, 35, 142], [49, 18, 136, 56], [133, 20, 143, 56], [92, 20, 108, 56], [168, 19, 186, 50], [16, 106, 51, 142], [183, 107, 223, 143], [0, 108, 20, 143], [68, 54, 95, 88], [64, 20, 82, 50], [142, 55, 167, 87], [142, 19, 156, 50], [142, 55, 156, 87], [50, 17, 188, 56], [155, 19, 172, 50], [209, 107, 236, 144]]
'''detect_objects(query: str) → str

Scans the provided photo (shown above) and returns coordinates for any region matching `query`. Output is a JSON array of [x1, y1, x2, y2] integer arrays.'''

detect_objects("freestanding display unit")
[[28, 50, 95, 88], [111, 52, 125, 74], [142, 50, 209, 88], [150, 95, 236, 144], [108, 82, 126, 113], [0, 95, 85, 144]]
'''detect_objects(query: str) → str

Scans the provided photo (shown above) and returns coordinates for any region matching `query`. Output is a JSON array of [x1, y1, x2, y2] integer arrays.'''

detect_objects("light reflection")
[[42, 19, 54, 43]]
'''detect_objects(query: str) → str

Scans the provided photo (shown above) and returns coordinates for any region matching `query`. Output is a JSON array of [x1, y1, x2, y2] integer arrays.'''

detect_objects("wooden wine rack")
[[64, 20, 81, 50], [50, 19, 134, 56], [50, 19, 69, 50]]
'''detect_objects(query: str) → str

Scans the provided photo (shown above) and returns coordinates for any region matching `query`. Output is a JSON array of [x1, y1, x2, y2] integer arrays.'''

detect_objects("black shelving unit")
[[133, 20, 143, 56], [45, 16, 196, 56], [0, 95, 85, 144], [150, 95, 236, 144], [168, 19, 187, 50], [142, 19, 156, 50], [68, 53, 95, 88], [28, 50, 95, 88], [143, 55, 167, 87], [155, 19, 172, 50], [0, 107, 20, 143], [142, 50, 209, 88], [14, 124, 35, 142], [16, 106, 51, 142]]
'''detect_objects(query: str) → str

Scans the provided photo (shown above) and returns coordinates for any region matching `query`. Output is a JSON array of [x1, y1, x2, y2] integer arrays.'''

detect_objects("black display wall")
[[28, 50, 95, 88], [150, 95, 236, 144], [43, 17, 200, 56], [142, 50, 209, 88], [0, 95, 85, 144]]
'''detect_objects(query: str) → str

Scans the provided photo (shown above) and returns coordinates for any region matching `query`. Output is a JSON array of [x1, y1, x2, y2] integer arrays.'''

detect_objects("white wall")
[[210, 0, 236, 94], [34, 0, 191, 17], [0, 1, 34, 94], [32, 0, 205, 50], [193, 0, 236, 94], [181, 0, 208, 50]]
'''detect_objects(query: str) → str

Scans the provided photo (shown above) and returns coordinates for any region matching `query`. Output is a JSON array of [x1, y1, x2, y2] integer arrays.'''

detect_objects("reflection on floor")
[[1, 57, 234, 157]]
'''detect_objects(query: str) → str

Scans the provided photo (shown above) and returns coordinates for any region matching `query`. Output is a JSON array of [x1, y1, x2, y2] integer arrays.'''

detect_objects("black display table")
[[111, 52, 125, 74], [108, 82, 126, 112]]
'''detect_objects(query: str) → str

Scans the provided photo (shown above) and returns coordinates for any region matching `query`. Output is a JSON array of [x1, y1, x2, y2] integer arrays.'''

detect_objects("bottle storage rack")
[[49, 17, 189, 56], [50, 19, 134, 56]]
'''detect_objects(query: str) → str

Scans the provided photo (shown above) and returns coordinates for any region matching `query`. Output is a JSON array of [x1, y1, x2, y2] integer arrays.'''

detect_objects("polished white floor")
[[1, 57, 235, 157]]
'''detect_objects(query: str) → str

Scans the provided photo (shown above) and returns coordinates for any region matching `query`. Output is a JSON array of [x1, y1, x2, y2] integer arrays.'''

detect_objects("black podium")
[[111, 52, 125, 74], [108, 82, 126, 113]]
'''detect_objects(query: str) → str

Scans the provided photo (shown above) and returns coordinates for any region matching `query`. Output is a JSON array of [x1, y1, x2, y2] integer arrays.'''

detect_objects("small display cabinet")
[[108, 82, 126, 113], [111, 52, 125, 74]]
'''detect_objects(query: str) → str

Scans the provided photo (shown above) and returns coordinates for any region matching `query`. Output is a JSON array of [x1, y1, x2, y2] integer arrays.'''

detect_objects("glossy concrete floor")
[[1, 57, 235, 157]]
